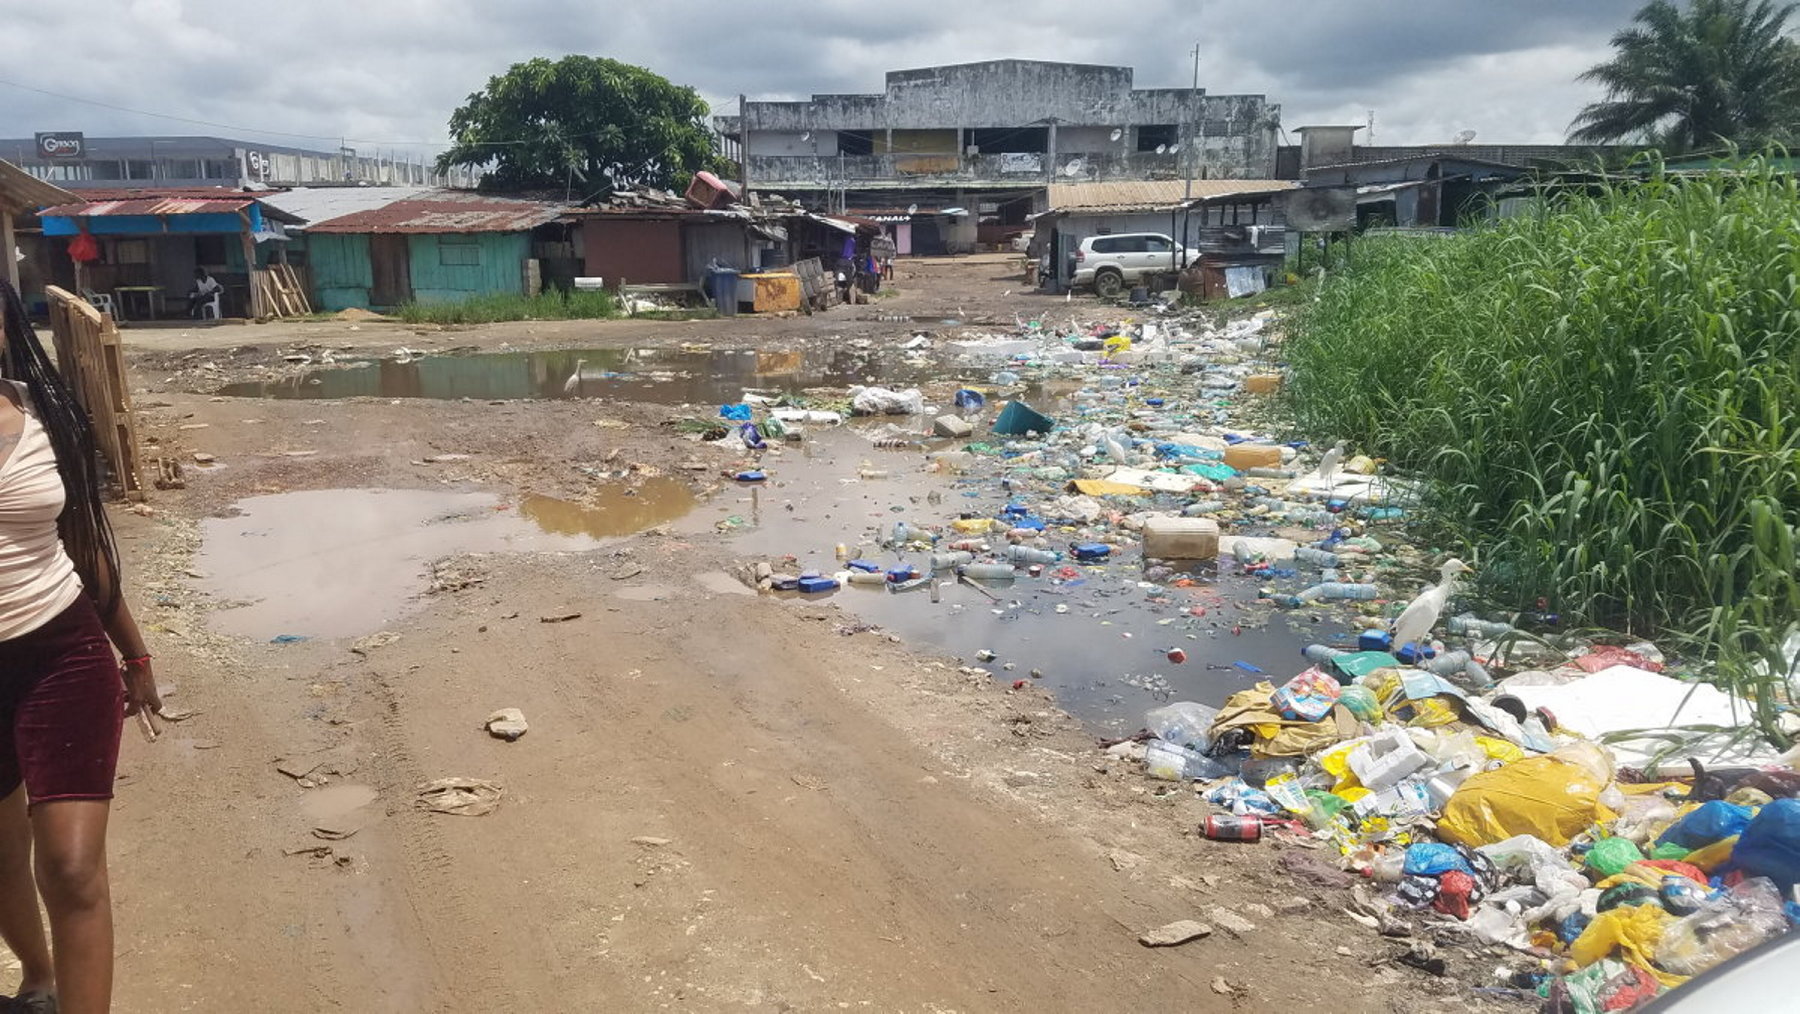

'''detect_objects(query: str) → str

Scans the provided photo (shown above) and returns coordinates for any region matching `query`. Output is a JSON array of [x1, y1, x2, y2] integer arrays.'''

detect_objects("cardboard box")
[[1244, 374, 1284, 394], [1142, 516, 1221, 560]]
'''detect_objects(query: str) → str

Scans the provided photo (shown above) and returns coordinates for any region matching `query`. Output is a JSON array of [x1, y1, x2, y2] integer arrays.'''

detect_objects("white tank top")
[[0, 381, 83, 641]]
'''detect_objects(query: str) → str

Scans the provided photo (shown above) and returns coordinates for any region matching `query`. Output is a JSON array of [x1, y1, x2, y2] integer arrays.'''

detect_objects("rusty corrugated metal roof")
[[302, 190, 564, 233], [36, 186, 303, 222], [1046, 179, 1296, 213]]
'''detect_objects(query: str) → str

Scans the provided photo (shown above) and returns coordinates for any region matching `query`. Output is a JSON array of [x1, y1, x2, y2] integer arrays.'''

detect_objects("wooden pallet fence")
[[44, 286, 145, 500]]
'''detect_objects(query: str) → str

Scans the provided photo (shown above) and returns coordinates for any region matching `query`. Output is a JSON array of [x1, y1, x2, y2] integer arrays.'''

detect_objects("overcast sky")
[[0, 0, 1647, 160]]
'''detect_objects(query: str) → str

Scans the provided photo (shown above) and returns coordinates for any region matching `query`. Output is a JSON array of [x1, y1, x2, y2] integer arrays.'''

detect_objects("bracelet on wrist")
[[121, 654, 152, 666]]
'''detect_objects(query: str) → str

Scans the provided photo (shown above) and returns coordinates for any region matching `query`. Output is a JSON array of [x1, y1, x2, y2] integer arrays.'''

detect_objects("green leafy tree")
[[1570, 0, 1800, 151], [437, 56, 722, 191]]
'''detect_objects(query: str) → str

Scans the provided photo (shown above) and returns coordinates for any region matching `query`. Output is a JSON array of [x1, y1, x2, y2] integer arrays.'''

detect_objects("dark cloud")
[[0, 0, 1651, 157]]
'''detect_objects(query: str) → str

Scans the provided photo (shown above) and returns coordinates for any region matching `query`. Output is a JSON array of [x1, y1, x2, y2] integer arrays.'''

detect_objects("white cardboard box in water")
[[1103, 467, 1201, 494], [1500, 665, 1779, 772], [1218, 536, 1297, 561]]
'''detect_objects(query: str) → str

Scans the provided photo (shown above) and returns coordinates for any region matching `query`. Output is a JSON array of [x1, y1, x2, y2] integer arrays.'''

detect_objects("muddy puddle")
[[219, 346, 945, 405], [195, 486, 681, 641], [518, 477, 696, 537], [685, 425, 1342, 737]]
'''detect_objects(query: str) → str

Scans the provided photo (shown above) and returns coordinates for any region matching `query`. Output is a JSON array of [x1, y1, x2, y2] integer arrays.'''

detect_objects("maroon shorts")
[[0, 597, 124, 805]]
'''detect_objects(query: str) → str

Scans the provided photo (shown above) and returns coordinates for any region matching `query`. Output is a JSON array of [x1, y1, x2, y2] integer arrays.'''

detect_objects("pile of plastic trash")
[[1132, 634, 1800, 1006], [719, 305, 1799, 1005]]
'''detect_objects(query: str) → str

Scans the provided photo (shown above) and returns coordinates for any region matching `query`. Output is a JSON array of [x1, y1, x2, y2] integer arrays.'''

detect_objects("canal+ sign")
[[34, 132, 84, 158]]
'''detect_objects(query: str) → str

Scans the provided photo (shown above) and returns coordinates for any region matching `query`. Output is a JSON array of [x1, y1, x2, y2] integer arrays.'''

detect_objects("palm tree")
[[1570, 0, 1800, 151]]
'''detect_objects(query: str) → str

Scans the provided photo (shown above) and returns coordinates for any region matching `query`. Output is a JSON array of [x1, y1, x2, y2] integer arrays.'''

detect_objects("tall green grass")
[[1284, 157, 1800, 743], [396, 288, 618, 325]]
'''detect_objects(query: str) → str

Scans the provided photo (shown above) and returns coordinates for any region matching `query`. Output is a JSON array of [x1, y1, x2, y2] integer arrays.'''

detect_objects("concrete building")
[[716, 60, 1279, 253], [2, 134, 475, 190]]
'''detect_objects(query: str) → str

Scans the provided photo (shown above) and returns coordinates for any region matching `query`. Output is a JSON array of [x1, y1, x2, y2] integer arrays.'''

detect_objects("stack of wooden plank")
[[251, 263, 313, 318], [44, 286, 145, 500]]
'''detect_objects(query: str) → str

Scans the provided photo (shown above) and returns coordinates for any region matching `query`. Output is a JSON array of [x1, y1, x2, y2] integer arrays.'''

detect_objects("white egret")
[[1391, 558, 1474, 659], [1316, 440, 1347, 484], [563, 358, 586, 396]]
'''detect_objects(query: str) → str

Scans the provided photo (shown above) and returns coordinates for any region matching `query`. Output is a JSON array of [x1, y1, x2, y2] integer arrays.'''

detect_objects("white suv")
[[1072, 233, 1194, 296]]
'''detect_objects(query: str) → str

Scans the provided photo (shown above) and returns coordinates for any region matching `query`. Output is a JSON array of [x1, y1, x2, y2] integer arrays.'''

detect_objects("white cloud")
[[0, 0, 1643, 156]]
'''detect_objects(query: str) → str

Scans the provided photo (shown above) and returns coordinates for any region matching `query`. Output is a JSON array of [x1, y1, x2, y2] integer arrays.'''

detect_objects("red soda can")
[[1167, 648, 1187, 663], [1204, 814, 1262, 842]]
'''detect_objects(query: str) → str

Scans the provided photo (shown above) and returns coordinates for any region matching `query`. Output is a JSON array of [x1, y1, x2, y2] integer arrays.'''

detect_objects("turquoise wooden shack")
[[268, 189, 567, 312]]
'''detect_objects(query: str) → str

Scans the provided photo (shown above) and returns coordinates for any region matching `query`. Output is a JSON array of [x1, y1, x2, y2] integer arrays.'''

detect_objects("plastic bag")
[[1438, 749, 1619, 848], [1656, 800, 1755, 851], [1143, 702, 1218, 752], [1569, 904, 1684, 987], [1403, 842, 1474, 877], [1338, 685, 1381, 721], [1656, 876, 1788, 977], [1731, 796, 1800, 891], [849, 386, 925, 416], [1584, 838, 1645, 878]]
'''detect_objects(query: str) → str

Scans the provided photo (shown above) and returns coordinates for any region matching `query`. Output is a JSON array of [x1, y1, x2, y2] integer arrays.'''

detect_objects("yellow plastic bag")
[[1474, 736, 1526, 765], [1437, 749, 1619, 848], [1569, 905, 1688, 989], [1682, 835, 1739, 873], [1102, 335, 1132, 355]]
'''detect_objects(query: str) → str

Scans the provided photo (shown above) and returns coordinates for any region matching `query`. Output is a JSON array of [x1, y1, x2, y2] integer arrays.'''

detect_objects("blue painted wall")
[[301, 234, 374, 312], [407, 232, 528, 305]]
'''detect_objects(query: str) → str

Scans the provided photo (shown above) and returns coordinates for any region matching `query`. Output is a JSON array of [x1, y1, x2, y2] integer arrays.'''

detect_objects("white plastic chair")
[[198, 291, 221, 320], [81, 289, 117, 318]]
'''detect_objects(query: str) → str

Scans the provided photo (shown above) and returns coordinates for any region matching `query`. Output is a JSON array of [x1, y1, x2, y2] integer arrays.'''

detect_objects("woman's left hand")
[[122, 659, 161, 717]]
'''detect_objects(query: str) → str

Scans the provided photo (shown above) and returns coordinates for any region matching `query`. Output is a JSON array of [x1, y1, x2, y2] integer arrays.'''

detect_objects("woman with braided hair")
[[0, 280, 159, 1013]]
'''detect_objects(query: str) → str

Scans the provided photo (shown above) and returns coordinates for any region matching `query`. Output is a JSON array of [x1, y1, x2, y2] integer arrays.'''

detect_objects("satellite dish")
[[1109, 128, 1123, 142], [1062, 159, 1085, 177], [906, 203, 918, 215], [1157, 144, 1170, 155], [1452, 129, 1477, 145]]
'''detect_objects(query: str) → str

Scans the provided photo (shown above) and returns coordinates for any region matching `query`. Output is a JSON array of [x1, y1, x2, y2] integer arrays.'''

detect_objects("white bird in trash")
[[1315, 440, 1347, 485], [1391, 558, 1475, 660], [563, 358, 586, 396]]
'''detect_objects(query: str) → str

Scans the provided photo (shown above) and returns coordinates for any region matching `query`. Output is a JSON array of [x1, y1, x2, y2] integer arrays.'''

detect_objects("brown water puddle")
[[196, 486, 689, 641], [518, 477, 695, 537]]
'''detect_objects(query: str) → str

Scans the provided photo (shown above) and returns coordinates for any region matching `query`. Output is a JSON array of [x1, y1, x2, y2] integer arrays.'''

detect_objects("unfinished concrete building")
[[716, 60, 1280, 254]]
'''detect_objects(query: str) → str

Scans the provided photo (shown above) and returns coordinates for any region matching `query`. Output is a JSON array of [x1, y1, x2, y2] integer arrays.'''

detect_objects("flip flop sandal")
[[9, 991, 55, 1013]]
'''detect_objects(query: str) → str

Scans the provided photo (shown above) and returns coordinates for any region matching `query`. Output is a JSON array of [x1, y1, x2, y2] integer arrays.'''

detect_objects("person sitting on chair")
[[185, 269, 222, 318]]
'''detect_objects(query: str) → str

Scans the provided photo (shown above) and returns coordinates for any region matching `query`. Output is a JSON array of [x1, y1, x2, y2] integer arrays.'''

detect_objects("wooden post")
[[1, 209, 17, 294], [241, 224, 265, 319]]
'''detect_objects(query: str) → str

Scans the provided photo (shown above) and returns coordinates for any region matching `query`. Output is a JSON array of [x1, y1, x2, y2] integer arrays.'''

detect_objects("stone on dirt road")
[[1138, 920, 1213, 947], [1207, 906, 1257, 937], [933, 414, 973, 439], [484, 708, 529, 741]]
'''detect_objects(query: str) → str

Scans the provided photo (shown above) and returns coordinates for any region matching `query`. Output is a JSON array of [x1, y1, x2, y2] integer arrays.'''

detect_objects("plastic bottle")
[[1183, 501, 1226, 516], [1298, 583, 1380, 602], [1144, 740, 1231, 781], [928, 450, 975, 473], [1422, 650, 1472, 677], [1302, 644, 1350, 665], [889, 521, 910, 547], [844, 570, 888, 586], [1008, 545, 1061, 565], [929, 551, 975, 571], [946, 538, 988, 553], [1293, 547, 1340, 568], [857, 460, 889, 479], [960, 563, 1017, 581], [1447, 615, 1513, 638]]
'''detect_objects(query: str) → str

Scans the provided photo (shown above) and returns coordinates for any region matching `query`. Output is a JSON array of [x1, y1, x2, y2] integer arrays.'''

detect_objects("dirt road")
[[81, 257, 1490, 1012]]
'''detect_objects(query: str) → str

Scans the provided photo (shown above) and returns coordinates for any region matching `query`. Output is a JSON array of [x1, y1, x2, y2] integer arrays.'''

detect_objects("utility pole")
[[1183, 41, 1201, 202], [738, 94, 750, 205]]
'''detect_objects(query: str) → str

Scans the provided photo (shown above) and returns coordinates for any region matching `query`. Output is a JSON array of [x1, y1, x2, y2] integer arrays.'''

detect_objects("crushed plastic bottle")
[[1298, 583, 1380, 602]]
